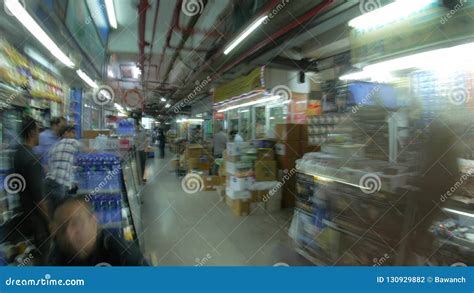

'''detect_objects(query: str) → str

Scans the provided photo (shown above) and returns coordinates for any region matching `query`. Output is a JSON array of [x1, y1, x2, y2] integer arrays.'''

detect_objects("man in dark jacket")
[[49, 196, 147, 266], [13, 116, 50, 264]]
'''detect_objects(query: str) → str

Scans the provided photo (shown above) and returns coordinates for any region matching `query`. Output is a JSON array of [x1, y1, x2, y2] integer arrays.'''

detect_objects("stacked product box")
[[75, 154, 124, 238], [306, 114, 350, 146], [185, 144, 213, 173], [225, 142, 256, 216]]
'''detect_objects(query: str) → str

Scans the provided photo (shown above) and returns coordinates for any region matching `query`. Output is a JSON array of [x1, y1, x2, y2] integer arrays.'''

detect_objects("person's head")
[[59, 125, 76, 139], [21, 116, 40, 146], [229, 129, 237, 139], [51, 197, 99, 259], [51, 117, 67, 136]]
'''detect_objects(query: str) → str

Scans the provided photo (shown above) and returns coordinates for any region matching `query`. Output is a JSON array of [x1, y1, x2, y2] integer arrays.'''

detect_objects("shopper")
[[158, 129, 166, 159], [45, 125, 91, 210], [212, 125, 227, 175], [49, 197, 147, 266], [34, 117, 66, 170], [135, 125, 149, 183], [229, 129, 244, 143], [13, 116, 50, 263]]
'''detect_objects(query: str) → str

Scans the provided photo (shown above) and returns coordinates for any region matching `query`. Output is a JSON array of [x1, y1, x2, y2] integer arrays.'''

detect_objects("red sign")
[[213, 112, 224, 120]]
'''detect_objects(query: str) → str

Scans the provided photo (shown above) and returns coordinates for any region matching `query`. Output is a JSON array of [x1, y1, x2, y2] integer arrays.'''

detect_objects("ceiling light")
[[76, 69, 98, 88], [132, 66, 141, 79], [5, 0, 75, 68], [114, 103, 124, 111], [224, 15, 268, 55], [443, 208, 474, 218], [165, 103, 171, 108], [160, 97, 166, 102], [218, 95, 281, 112], [105, 0, 117, 29], [107, 68, 114, 78], [348, 0, 435, 30]]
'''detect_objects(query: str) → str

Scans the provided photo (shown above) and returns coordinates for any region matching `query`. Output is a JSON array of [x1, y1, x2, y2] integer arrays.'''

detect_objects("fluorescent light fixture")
[[188, 118, 204, 123], [24, 47, 60, 75], [165, 103, 171, 108], [224, 15, 268, 55], [218, 95, 281, 113], [238, 109, 249, 113], [269, 117, 275, 120], [107, 68, 114, 78], [160, 97, 166, 102], [5, 0, 75, 68], [132, 66, 141, 79], [443, 208, 474, 218], [105, 0, 117, 29], [76, 69, 98, 88], [114, 103, 124, 111], [348, 0, 435, 30], [118, 112, 127, 117]]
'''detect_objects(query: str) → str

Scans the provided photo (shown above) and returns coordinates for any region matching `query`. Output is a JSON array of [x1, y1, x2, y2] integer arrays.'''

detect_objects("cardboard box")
[[255, 160, 277, 181], [202, 175, 221, 191], [226, 196, 250, 216], [226, 187, 251, 199], [82, 130, 111, 139], [275, 141, 302, 157], [171, 159, 179, 170], [187, 158, 200, 170], [275, 124, 301, 141], [186, 144, 203, 158], [227, 142, 252, 156], [276, 155, 298, 170], [229, 176, 254, 191], [256, 148, 275, 161], [226, 161, 253, 175]]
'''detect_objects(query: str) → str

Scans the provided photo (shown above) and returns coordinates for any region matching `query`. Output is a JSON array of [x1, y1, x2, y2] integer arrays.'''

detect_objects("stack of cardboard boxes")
[[184, 144, 220, 191], [274, 124, 318, 208], [224, 142, 255, 216]]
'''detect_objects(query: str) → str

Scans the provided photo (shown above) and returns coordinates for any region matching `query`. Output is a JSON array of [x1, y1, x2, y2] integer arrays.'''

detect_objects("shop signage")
[[213, 112, 224, 120], [351, 3, 474, 65], [214, 67, 265, 103]]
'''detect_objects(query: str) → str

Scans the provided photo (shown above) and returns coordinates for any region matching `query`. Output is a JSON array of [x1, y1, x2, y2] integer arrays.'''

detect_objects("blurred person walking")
[[49, 197, 147, 266], [135, 125, 149, 183], [13, 116, 50, 263], [212, 125, 227, 175], [158, 129, 166, 159], [34, 117, 66, 170]]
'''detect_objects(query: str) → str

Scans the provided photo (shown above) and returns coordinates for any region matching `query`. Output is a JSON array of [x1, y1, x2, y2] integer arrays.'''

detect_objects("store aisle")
[[138, 151, 311, 266]]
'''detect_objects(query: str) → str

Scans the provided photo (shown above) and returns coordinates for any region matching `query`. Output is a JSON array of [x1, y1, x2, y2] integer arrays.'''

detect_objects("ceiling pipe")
[[146, 0, 161, 81], [138, 0, 150, 78], [161, 0, 209, 85]]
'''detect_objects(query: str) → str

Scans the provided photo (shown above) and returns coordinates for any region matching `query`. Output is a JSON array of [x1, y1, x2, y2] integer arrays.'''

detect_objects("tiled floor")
[[137, 151, 312, 266]]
